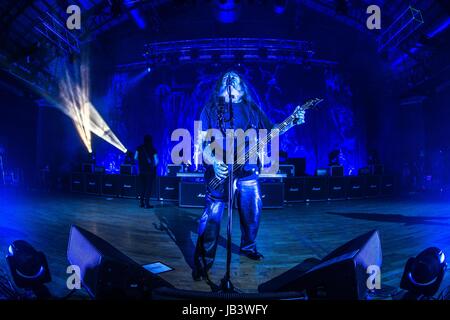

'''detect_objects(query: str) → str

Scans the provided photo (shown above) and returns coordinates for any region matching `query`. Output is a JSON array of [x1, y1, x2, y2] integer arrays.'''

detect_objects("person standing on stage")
[[192, 70, 305, 281], [135, 135, 158, 209]]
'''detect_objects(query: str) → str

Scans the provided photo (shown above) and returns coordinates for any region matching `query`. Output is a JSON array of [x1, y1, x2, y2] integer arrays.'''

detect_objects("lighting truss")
[[378, 6, 424, 53], [117, 38, 336, 71], [34, 12, 80, 55]]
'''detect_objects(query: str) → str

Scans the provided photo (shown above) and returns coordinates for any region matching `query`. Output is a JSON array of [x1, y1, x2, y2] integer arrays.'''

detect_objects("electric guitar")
[[204, 98, 323, 194]]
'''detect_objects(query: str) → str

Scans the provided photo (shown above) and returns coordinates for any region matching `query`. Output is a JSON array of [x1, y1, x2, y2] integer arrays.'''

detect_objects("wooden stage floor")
[[1, 189, 450, 299]]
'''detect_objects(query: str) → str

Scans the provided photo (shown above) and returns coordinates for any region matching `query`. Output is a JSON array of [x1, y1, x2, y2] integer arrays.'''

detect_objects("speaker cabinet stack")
[[284, 177, 305, 202], [305, 177, 328, 201], [85, 174, 101, 195], [328, 177, 348, 200], [119, 175, 137, 198], [347, 176, 365, 199], [381, 175, 394, 195], [179, 181, 207, 207], [70, 173, 85, 193], [260, 181, 284, 208], [101, 174, 119, 196], [365, 176, 381, 197], [159, 176, 179, 201], [69, 172, 396, 204]]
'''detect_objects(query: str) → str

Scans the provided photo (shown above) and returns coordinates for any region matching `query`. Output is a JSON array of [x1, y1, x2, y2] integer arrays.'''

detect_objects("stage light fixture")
[[400, 247, 447, 299], [6, 240, 51, 290]]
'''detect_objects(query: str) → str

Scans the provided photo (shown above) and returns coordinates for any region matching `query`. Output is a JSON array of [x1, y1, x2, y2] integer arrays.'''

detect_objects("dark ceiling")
[[0, 0, 449, 97]]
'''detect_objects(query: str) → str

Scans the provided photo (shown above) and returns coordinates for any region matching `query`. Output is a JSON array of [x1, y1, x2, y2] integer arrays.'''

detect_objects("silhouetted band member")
[[135, 135, 158, 208], [192, 71, 274, 281]]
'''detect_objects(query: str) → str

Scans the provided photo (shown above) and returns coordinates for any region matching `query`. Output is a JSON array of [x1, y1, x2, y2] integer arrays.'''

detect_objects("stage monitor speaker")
[[258, 230, 382, 300], [179, 181, 206, 207], [260, 182, 284, 208], [67, 225, 173, 299], [284, 177, 305, 202]]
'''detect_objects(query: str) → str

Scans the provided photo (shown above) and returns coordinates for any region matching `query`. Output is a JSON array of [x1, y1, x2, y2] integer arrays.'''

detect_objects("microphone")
[[226, 74, 232, 88], [226, 74, 234, 103]]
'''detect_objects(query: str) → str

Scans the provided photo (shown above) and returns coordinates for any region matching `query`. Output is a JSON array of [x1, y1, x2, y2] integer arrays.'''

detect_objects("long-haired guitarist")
[[193, 70, 306, 281]]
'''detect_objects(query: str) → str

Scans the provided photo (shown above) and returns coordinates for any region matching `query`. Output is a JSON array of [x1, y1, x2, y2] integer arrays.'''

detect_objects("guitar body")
[[202, 98, 323, 199], [204, 164, 257, 198]]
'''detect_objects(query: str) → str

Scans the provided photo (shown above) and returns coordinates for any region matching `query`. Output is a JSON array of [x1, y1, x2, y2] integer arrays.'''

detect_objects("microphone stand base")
[[217, 277, 240, 293]]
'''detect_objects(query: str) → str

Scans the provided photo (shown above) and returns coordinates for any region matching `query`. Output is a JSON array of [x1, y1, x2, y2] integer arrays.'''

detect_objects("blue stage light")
[[427, 17, 450, 38], [6, 240, 51, 289], [400, 247, 447, 299]]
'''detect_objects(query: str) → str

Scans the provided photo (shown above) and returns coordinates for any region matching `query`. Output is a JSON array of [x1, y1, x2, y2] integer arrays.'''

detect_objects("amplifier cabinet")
[[151, 176, 159, 200], [71, 173, 85, 193], [348, 176, 365, 199], [381, 176, 394, 195], [279, 165, 295, 177], [329, 166, 344, 177], [328, 177, 348, 200], [284, 177, 305, 202], [260, 182, 284, 208], [119, 175, 137, 198], [159, 176, 179, 201], [305, 177, 328, 201], [85, 173, 102, 195], [101, 174, 119, 196], [365, 176, 381, 197], [179, 181, 206, 208]]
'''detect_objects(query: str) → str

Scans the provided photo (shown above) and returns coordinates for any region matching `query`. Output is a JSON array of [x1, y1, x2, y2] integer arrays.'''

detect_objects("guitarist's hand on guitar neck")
[[213, 159, 229, 180]]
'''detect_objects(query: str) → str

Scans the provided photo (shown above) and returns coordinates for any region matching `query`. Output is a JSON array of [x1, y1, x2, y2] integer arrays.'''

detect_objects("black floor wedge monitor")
[[258, 230, 382, 300], [67, 225, 173, 299]]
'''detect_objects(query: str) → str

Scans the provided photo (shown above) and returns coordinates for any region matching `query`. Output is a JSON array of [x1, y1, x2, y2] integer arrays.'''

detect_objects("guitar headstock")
[[291, 98, 323, 125], [300, 98, 323, 111]]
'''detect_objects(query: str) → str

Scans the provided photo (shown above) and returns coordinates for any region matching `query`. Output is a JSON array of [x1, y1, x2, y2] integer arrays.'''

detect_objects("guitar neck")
[[233, 113, 298, 170]]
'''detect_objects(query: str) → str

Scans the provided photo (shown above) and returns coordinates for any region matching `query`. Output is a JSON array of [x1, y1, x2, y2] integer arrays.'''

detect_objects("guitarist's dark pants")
[[194, 178, 262, 272], [138, 171, 155, 206]]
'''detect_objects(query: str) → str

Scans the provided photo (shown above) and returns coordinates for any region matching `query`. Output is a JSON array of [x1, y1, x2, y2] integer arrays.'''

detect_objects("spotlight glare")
[[58, 60, 127, 154]]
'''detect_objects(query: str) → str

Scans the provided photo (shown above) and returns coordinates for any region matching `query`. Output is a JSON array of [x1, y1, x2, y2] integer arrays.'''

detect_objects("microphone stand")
[[218, 79, 238, 293]]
